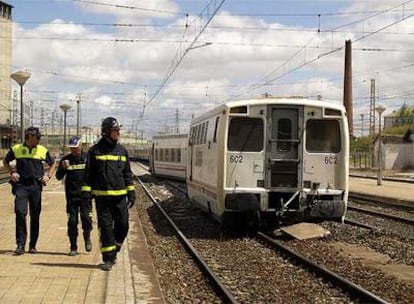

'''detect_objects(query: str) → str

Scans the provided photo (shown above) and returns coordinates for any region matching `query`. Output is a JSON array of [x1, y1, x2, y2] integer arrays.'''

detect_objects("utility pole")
[[175, 108, 179, 134], [60, 104, 71, 154], [40, 107, 45, 132], [375, 106, 386, 186], [369, 79, 376, 137], [12, 90, 17, 126], [360, 114, 364, 137], [343, 39, 353, 137]]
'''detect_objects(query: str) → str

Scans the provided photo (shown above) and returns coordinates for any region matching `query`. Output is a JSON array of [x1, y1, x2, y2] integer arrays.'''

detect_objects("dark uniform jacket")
[[56, 151, 88, 200], [4, 143, 54, 182], [82, 138, 134, 197]]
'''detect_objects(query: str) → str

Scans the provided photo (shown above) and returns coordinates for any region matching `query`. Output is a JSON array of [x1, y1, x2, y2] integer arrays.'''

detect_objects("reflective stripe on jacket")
[[56, 151, 88, 199], [82, 138, 134, 197]]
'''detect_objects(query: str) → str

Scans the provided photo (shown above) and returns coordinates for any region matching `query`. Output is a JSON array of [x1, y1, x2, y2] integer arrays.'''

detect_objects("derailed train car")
[[186, 97, 349, 227]]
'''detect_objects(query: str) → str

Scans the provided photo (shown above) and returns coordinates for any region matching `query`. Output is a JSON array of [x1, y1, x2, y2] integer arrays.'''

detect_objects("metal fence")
[[350, 151, 373, 169]]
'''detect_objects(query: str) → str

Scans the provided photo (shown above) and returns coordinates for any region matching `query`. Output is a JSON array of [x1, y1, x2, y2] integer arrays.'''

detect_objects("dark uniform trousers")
[[14, 182, 42, 248], [67, 198, 93, 250], [95, 196, 129, 262]]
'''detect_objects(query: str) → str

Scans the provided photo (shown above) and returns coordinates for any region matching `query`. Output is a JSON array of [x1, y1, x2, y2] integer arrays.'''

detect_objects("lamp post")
[[75, 93, 81, 136], [375, 106, 386, 186], [60, 104, 71, 154], [11, 70, 31, 142]]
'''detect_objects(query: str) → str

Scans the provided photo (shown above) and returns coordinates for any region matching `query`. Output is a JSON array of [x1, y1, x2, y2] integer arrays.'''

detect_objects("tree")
[[385, 102, 414, 134]]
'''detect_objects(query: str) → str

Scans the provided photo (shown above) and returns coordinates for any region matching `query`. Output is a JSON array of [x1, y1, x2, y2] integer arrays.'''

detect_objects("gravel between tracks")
[[134, 171, 413, 304]]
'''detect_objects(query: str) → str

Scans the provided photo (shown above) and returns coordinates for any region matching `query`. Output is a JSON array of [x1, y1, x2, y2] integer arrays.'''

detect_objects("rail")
[[257, 232, 389, 304], [137, 177, 240, 304]]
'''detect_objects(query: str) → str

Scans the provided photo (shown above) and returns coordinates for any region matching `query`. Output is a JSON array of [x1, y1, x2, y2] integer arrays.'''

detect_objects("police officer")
[[56, 136, 93, 256], [82, 117, 135, 271], [3, 127, 56, 255]]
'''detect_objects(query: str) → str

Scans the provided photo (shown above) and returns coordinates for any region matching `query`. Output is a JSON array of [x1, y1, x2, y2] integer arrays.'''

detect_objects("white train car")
[[135, 142, 152, 162], [150, 133, 188, 181], [127, 142, 151, 162], [186, 97, 349, 227]]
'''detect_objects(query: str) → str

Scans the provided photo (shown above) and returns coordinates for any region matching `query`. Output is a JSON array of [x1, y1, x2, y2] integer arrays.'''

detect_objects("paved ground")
[[349, 176, 414, 203], [0, 179, 109, 303], [0, 177, 164, 304]]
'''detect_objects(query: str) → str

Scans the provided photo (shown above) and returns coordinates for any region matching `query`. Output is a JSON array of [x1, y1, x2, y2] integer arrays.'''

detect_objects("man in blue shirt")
[[3, 127, 56, 255]]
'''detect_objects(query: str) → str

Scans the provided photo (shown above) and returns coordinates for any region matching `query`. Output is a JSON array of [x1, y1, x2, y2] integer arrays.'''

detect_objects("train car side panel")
[[187, 108, 226, 220], [152, 134, 187, 181]]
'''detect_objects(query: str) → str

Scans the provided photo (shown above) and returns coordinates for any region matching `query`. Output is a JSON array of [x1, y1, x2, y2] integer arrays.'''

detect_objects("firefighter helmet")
[[101, 117, 121, 136]]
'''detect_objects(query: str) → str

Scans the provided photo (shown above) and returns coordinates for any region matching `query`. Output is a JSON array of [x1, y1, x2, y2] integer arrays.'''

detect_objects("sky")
[[4, 0, 414, 139]]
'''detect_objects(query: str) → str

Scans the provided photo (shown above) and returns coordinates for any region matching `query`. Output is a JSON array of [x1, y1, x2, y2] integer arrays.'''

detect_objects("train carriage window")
[[271, 108, 298, 153], [191, 127, 197, 145], [201, 123, 206, 145], [228, 117, 263, 152], [177, 149, 181, 162], [189, 128, 194, 145], [204, 121, 209, 144], [159, 149, 164, 161], [196, 125, 201, 145], [306, 119, 341, 153], [171, 148, 176, 162], [277, 118, 292, 152], [165, 149, 170, 162], [213, 117, 219, 143]]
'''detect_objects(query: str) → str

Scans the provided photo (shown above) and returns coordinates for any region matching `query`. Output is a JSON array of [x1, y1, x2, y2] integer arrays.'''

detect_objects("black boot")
[[83, 231, 92, 252]]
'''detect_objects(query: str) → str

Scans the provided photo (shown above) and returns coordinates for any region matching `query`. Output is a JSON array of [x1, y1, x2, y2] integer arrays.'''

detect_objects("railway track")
[[137, 177, 238, 304], [137, 173, 404, 303], [256, 232, 387, 304], [349, 192, 414, 212], [347, 204, 414, 225]]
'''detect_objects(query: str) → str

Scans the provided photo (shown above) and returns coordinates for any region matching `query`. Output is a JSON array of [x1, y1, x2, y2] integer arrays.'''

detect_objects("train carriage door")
[[267, 106, 302, 189], [150, 142, 155, 173], [188, 127, 194, 181]]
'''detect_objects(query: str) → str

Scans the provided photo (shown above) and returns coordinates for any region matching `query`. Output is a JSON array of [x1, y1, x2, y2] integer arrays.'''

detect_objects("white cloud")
[[9, 0, 414, 138]]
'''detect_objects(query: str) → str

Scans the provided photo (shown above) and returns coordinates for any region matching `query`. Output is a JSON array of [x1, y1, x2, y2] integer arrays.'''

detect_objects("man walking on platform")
[[56, 136, 93, 256], [81, 117, 135, 271], [3, 127, 56, 255]]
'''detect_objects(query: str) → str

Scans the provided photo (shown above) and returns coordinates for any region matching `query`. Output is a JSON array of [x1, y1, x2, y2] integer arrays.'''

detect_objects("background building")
[[0, 1, 12, 124], [0, 1, 14, 150]]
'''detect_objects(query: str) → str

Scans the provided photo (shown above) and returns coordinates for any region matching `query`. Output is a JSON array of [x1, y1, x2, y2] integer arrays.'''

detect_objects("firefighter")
[[3, 127, 56, 255], [81, 117, 135, 271], [56, 136, 93, 256]]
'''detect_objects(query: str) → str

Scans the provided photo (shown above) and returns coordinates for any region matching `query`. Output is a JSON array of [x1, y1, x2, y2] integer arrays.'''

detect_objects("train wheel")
[[245, 210, 261, 233]]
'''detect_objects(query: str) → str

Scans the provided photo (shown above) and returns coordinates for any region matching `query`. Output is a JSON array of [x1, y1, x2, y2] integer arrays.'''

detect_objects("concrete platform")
[[349, 176, 414, 204], [0, 178, 164, 304]]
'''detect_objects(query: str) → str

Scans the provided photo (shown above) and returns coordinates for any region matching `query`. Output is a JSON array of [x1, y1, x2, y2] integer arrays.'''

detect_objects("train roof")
[[191, 97, 346, 124], [152, 133, 188, 140]]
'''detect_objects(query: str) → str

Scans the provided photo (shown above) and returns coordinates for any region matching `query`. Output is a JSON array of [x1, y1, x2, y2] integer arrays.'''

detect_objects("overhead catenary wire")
[[144, 0, 226, 110], [226, 2, 414, 100], [7, 0, 414, 134], [71, 0, 187, 16]]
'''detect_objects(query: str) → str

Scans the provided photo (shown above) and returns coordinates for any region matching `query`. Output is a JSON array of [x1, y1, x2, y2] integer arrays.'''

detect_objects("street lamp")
[[60, 104, 71, 154], [73, 93, 81, 136], [375, 106, 386, 186], [11, 70, 31, 142]]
